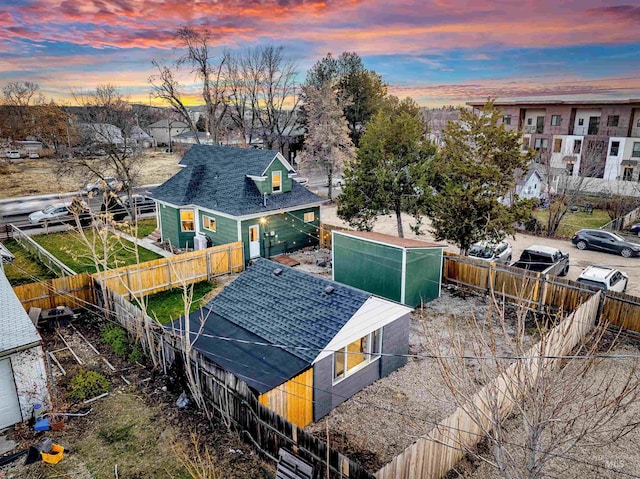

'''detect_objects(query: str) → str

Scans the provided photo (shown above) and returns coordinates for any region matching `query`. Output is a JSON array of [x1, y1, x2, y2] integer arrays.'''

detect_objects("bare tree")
[[299, 83, 354, 199], [176, 26, 229, 144], [1, 81, 45, 141], [424, 290, 640, 479], [149, 60, 200, 142], [252, 46, 301, 153]]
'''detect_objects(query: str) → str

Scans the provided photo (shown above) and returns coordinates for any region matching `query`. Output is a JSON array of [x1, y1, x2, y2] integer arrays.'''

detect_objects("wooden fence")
[[94, 285, 373, 479], [10, 224, 76, 277], [375, 293, 601, 479], [319, 223, 351, 249], [92, 241, 244, 299], [12, 273, 94, 310], [442, 252, 640, 333]]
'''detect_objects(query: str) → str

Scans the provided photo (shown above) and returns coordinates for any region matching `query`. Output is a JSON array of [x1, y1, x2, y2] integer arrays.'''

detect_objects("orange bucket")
[[41, 444, 64, 464]]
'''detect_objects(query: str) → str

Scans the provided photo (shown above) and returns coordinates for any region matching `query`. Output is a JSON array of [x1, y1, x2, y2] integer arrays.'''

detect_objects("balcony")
[[524, 125, 544, 134]]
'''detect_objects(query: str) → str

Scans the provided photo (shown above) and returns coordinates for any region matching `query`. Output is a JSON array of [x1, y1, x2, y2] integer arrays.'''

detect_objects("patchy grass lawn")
[[1, 238, 58, 285], [32, 230, 162, 274], [116, 217, 158, 239], [531, 208, 610, 238], [144, 280, 218, 324]]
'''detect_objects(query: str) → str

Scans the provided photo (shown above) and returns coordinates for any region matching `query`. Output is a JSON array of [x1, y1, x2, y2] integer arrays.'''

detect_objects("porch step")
[[146, 228, 162, 242]]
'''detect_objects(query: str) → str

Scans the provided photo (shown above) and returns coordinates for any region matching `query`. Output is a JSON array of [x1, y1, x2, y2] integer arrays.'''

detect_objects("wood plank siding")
[[259, 368, 314, 428]]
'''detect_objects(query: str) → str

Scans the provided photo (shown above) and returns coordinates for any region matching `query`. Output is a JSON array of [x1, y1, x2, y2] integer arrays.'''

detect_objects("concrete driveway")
[[320, 205, 640, 296]]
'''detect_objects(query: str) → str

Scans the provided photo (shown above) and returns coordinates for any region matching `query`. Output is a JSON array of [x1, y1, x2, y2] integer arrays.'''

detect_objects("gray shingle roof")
[[0, 268, 41, 355], [151, 145, 323, 217], [203, 259, 371, 364]]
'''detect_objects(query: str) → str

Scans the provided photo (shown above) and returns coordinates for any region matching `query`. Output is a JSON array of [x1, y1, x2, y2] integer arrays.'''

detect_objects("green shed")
[[332, 230, 444, 307]]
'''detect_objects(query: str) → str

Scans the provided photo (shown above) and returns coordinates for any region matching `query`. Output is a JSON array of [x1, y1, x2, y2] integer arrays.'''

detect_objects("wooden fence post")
[[166, 259, 172, 288], [206, 249, 212, 279]]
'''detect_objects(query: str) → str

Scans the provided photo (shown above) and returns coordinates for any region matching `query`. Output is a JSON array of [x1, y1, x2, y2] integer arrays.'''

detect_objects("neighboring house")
[[175, 258, 412, 427], [503, 165, 545, 206], [332, 230, 445, 307], [15, 139, 44, 154], [129, 125, 155, 148], [151, 145, 324, 260], [146, 119, 189, 146], [0, 264, 50, 429], [172, 130, 216, 145], [80, 122, 125, 149]]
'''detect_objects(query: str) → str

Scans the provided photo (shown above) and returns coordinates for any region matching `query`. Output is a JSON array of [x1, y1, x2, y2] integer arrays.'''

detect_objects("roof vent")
[[273, 268, 283, 276], [324, 286, 335, 295]]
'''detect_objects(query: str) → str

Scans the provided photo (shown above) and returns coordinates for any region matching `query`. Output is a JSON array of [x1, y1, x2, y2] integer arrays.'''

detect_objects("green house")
[[332, 230, 444, 307], [151, 145, 324, 261]]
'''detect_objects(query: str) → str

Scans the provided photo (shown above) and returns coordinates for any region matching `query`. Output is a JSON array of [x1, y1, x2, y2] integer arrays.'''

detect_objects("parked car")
[[468, 240, 513, 264], [292, 176, 309, 187], [630, 223, 640, 236], [571, 229, 640, 258], [5, 150, 20, 159], [123, 194, 156, 213], [29, 199, 92, 226], [83, 177, 122, 195], [29, 202, 74, 225], [327, 175, 343, 187], [577, 265, 628, 293], [28, 152, 40, 159], [511, 244, 570, 276]]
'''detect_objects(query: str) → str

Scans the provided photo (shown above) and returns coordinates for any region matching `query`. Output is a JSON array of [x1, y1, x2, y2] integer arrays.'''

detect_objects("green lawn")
[[1, 239, 57, 285], [33, 230, 162, 274], [117, 218, 158, 239], [143, 281, 217, 324], [531, 208, 611, 238]]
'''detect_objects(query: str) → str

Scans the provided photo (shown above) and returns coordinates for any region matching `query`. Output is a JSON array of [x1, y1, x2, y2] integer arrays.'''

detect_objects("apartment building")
[[466, 100, 640, 193]]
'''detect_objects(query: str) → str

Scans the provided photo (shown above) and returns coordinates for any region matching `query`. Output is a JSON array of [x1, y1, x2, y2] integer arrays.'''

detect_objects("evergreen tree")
[[427, 101, 532, 253], [338, 97, 434, 237]]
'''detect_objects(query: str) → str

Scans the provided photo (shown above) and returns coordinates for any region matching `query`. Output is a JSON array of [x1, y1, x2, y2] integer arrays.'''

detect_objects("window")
[[566, 162, 574, 176], [637, 119, 640, 127], [203, 215, 216, 232], [610, 141, 620, 156], [333, 329, 382, 382], [633, 142, 640, 158], [607, 115, 619, 127], [527, 118, 533, 125], [272, 171, 282, 193], [551, 115, 561, 126], [623, 167, 634, 181], [534, 138, 548, 151], [553, 138, 562, 153], [303, 212, 315, 222], [578, 118, 584, 126], [502, 116, 511, 125], [180, 209, 195, 232], [573, 139, 582, 154]]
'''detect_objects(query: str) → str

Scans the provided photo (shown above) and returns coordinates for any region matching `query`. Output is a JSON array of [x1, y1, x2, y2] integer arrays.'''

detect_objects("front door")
[[0, 359, 22, 429], [249, 224, 260, 259]]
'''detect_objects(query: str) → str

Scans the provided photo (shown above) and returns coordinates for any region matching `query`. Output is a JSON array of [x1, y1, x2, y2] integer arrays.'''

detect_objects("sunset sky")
[[2, 0, 640, 107]]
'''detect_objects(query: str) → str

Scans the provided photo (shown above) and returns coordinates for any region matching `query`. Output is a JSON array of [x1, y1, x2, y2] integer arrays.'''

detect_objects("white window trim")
[[272, 170, 282, 193], [332, 329, 382, 385], [180, 209, 195, 232], [303, 211, 315, 223], [203, 215, 217, 232]]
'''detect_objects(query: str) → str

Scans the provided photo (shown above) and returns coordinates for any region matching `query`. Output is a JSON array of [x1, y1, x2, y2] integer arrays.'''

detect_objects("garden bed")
[[143, 280, 219, 325], [0, 238, 57, 285]]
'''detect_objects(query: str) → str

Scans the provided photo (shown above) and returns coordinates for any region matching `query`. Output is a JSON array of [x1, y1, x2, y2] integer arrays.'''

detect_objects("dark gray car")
[[571, 229, 640, 257]]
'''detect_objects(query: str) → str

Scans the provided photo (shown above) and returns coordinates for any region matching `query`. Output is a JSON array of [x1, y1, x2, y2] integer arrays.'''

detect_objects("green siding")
[[159, 203, 196, 249], [404, 248, 443, 307], [333, 234, 403, 303], [198, 210, 238, 247], [240, 206, 320, 261], [254, 157, 292, 194]]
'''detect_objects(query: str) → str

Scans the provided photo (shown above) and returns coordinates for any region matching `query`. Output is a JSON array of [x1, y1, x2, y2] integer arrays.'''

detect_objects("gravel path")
[[320, 205, 640, 296]]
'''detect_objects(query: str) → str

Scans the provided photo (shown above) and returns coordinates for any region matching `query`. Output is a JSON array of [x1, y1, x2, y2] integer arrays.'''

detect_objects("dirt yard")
[[0, 149, 182, 198], [304, 288, 530, 472], [0, 313, 272, 479], [321, 204, 640, 296]]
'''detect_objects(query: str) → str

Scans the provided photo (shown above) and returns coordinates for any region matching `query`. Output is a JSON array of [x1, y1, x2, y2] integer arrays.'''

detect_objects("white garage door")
[[0, 359, 22, 429]]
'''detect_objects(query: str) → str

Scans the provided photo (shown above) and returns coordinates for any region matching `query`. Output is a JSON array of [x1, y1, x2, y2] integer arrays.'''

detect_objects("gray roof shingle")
[[203, 259, 371, 364], [0, 268, 41, 355], [151, 145, 323, 216]]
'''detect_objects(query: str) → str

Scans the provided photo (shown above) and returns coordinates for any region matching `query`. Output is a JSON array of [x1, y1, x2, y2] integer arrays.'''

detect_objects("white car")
[[84, 177, 122, 194], [28, 152, 40, 159], [327, 175, 343, 187], [6, 150, 20, 159], [29, 202, 73, 225], [577, 265, 628, 293], [468, 240, 513, 264], [292, 176, 309, 187]]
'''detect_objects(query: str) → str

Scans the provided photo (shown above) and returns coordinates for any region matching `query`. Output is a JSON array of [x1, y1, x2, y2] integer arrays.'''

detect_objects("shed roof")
[[0, 268, 40, 355], [151, 145, 323, 216], [334, 230, 443, 249]]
